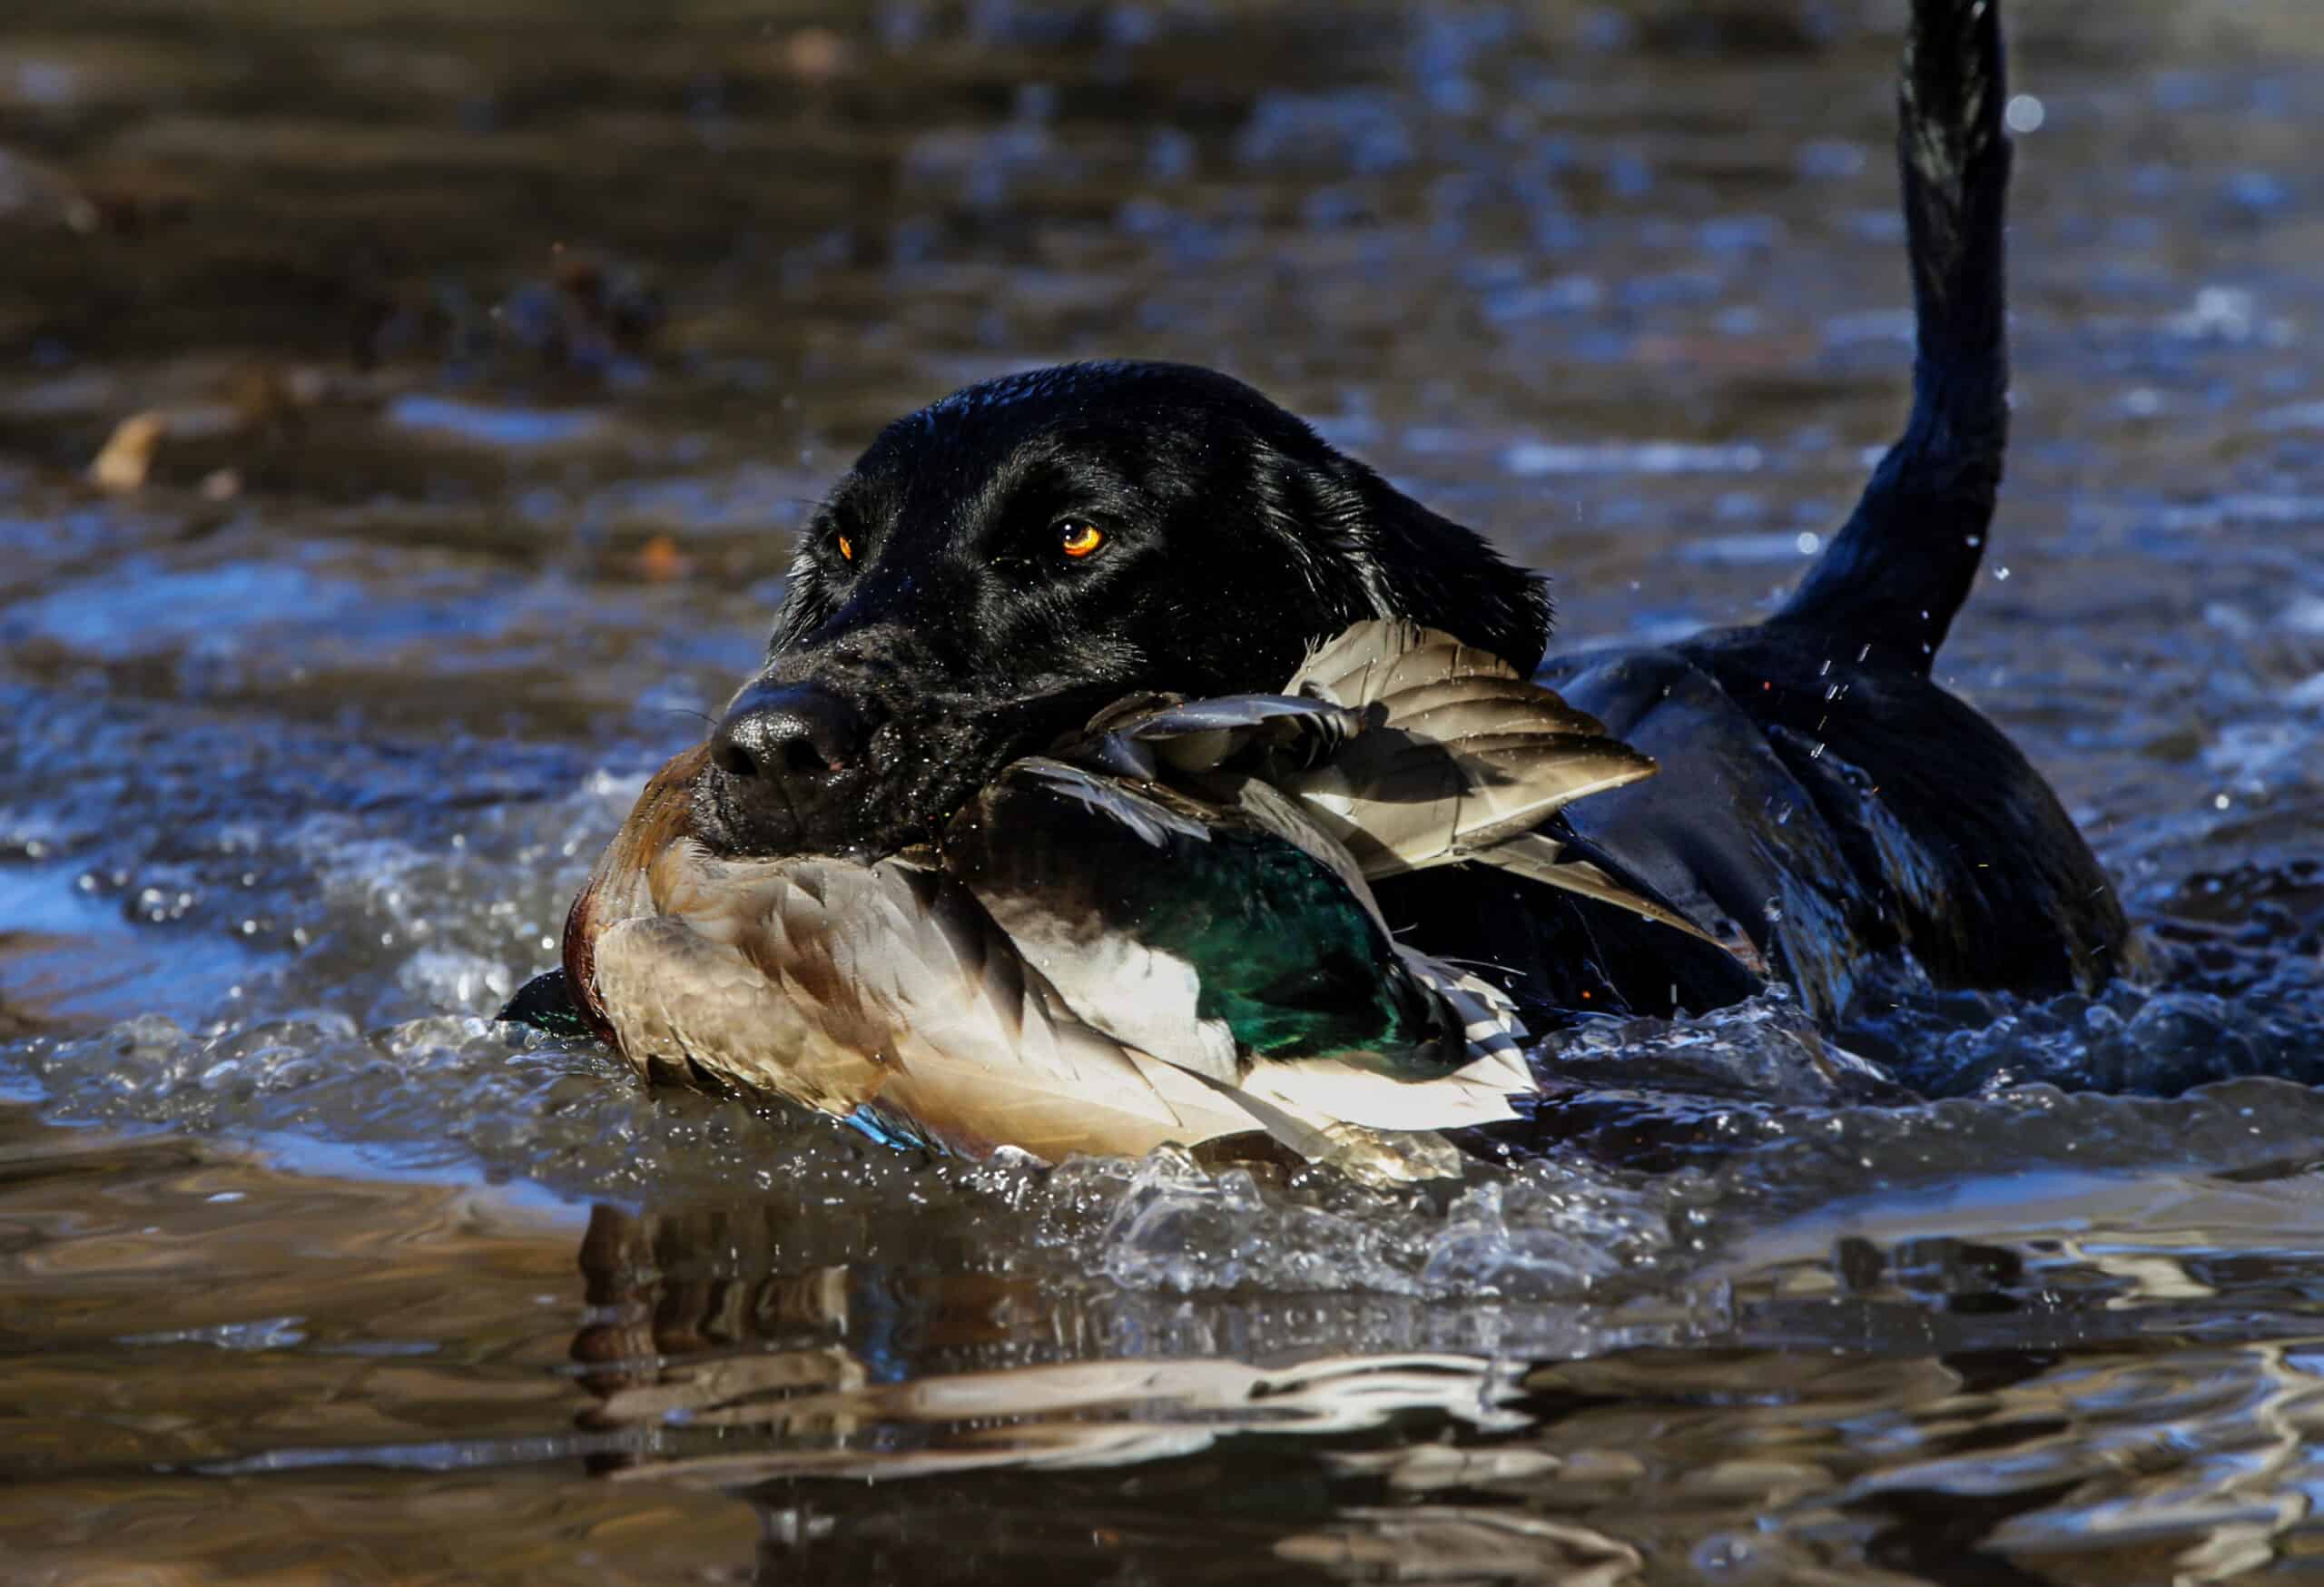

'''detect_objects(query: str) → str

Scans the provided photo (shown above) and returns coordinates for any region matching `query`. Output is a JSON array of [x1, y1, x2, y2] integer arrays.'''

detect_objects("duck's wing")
[[595, 852, 1262, 1163], [1074, 692, 1370, 780], [1285, 729, 1652, 874], [1279, 622, 1659, 873], [1290, 619, 1529, 708], [997, 755, 1216, 852], [1464, 832, 1730, 951], [791, 861, 1265, 1162]]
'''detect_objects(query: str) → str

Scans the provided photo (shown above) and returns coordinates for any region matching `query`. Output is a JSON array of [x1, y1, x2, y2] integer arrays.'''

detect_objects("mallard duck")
[[517, 622, 1726, 1182]]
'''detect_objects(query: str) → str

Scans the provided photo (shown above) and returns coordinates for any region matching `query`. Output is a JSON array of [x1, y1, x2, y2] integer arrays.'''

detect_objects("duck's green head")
[[948, 765, 1452, 1075]]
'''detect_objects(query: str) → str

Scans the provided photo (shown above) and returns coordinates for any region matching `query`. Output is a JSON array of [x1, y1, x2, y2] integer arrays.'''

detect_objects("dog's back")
[[1527, 0, 2138, 1026]]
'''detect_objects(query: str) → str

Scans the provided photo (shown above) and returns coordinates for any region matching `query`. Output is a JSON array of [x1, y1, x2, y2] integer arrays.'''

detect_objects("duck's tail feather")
[[1771, 0, 2011, 674], [1396, 945, 1533, 1070], [496, 966, 594, 1037]]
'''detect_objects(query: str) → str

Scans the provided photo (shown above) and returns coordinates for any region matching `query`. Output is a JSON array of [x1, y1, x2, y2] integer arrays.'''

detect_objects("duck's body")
[[532, 623, 1731, 1180]]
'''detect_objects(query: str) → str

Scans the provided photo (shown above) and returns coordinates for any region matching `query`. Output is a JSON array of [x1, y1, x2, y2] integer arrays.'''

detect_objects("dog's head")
[[696, 360, 1551, 860]]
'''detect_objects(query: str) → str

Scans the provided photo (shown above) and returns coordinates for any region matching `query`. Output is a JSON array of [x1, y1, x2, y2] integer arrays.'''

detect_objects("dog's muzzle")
[[696, 679, 872, 856], [712, 681, 863, 780]]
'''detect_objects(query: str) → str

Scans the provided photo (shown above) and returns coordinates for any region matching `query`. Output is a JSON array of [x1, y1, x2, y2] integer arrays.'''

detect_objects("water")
[[4, 0, 2323, 1580]]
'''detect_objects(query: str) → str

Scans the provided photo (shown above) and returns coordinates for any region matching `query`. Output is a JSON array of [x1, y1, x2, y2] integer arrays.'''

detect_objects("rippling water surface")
[[4, 1, 2323, 1581]]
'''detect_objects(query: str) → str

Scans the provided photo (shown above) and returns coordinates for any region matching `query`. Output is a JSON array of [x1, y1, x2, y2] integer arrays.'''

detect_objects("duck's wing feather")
[[1466, 832, 1729, 951], [1233, 1052, 1523, 1136], [1273, 622, 1659, 873], [1116, 692, 1361, 742], [1001, 756, 1215, 850], [1290, 620, 1530, 710], [1076, 692, 1370, 780], [1285, 730, 1655, 874]]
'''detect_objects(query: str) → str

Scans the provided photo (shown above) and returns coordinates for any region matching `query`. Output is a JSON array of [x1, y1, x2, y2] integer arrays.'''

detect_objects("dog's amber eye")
[[836, 534, 853, 562], [1056, 520, 1105, 559]]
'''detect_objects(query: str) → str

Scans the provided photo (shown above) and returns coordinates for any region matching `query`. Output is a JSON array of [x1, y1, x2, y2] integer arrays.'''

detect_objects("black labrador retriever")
[[516, 0, 2134, 1059]]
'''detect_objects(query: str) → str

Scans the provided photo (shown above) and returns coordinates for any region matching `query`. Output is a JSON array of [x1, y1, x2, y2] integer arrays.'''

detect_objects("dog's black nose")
[[711, 682, 865, 781]]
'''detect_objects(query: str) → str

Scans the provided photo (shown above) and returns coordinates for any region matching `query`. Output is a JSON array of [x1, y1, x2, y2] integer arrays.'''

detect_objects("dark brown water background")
[[4, 2, 2324, 1582]]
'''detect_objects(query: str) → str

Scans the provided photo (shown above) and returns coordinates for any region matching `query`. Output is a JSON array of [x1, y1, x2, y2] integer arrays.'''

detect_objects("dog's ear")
[[1278, 449, 1554, 676]]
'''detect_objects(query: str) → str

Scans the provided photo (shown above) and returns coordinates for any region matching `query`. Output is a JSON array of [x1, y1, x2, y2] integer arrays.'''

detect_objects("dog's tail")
[[1771, 0, 2011, 675]]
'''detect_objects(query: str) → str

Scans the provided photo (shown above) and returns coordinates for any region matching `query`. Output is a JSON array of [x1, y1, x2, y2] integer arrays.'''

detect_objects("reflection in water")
[[559, 1189, 2324, 1584], [4, 1103, 2324, 1581], [572, 1201, 1531, 1484]]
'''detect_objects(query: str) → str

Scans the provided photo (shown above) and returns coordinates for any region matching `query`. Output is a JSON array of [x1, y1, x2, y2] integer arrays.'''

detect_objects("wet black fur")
[[685, 0, 2134, 1039], [698, 360, 1551, 862]]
